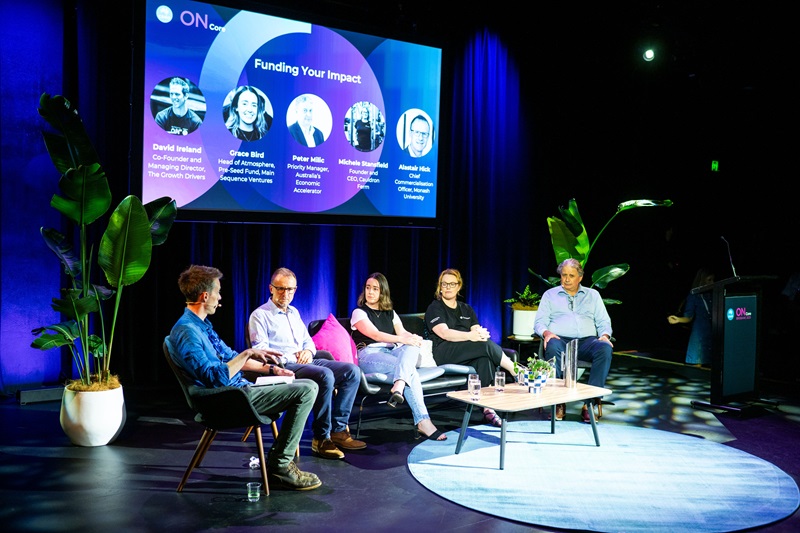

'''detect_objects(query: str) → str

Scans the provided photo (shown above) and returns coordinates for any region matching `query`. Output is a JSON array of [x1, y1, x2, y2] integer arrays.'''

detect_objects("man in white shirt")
[[249, 267, 365, 459]]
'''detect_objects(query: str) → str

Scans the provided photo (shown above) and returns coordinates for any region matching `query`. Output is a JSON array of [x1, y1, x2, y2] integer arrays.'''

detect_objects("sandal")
[[416, 427, 447, 441], [387, 391, 404, 408], [483, 408, 502, 427]]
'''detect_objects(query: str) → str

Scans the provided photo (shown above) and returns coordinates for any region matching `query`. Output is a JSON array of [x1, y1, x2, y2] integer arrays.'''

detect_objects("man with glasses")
[[404, 114, 431, 158], [249, 267, 366, 459], [534, 258, 613, 423]]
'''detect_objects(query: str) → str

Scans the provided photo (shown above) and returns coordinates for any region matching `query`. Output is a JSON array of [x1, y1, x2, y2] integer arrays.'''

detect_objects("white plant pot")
[[60, 386, 126, 447], [511, 309, 537, 339]]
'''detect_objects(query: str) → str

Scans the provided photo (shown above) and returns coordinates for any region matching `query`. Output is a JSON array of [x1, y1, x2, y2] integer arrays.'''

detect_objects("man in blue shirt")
[[249, 267, 365, 460], [169, 265, 321, 490], [534, 258, 613, 423]]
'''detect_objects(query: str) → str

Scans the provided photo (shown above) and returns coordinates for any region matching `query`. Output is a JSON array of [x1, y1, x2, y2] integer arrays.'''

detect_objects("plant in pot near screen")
[[503, 285, 541, 339], [30, 93, 177, 446]]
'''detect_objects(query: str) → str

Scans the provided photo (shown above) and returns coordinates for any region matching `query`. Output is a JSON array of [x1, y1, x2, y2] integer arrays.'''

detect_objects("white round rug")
[[408, 421, 799, 532]]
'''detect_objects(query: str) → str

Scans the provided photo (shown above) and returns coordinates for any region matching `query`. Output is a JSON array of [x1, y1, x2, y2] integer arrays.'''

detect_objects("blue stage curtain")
[[444, 28, 532, 339], [0, 0, 70, 391]]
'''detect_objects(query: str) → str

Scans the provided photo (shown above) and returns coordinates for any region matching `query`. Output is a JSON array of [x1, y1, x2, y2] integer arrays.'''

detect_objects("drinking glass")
[[247, 482, 261, 502], [468, 373, 481, 401], [494, 370, 505, 392]]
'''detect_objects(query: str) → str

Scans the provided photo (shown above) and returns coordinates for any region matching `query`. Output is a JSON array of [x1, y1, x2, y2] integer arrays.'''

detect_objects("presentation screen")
[[139, 0, 442, 226]]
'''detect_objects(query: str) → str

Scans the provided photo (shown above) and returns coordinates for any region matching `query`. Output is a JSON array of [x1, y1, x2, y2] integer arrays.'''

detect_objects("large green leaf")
[[617, 199, 673, 213], [38, 93, 100, 173], [547, 217, 585, 265], [98, 195, 153, 289], [591, 264, 630, 289], [144, 196, 178, 246], [50, 290, 100, 320], [30, 320, 81, 349], [560, 199, 587, 243], [41, 227, 81, 279], [50, 164, 112, 226]]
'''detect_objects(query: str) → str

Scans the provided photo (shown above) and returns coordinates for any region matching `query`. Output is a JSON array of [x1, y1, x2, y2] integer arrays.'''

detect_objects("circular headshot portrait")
[[396, 109, 434, 158], [222, 85, 274, 142], [286, 93, 332, 148], [344, 102, 385, 152], [151, 76, 206, 136]]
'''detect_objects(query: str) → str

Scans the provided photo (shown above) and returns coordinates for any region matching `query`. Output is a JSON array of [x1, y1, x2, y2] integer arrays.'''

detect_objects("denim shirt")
[[533, 284, 612, 339], [169, 308, 249, 388]]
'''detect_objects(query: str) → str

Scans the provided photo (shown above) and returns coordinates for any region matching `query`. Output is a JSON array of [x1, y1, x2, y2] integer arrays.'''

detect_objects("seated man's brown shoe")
[[312, 437, 345, 459], [267, 460, 322, 491], [331, 429, 367, 450]]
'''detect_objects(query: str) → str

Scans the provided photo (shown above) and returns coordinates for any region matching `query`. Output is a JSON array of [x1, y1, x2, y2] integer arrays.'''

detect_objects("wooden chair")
[[163, 337, 280, 494]]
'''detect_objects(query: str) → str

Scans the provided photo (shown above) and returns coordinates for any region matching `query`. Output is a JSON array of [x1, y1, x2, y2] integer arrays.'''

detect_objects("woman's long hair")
[[226, 86, 269, 140], [357, 272, 393, 310]]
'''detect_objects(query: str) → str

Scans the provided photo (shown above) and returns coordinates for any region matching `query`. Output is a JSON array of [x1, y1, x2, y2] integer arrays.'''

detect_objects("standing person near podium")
[[667, 267, 715, 367], [534, 258, 614, 423]]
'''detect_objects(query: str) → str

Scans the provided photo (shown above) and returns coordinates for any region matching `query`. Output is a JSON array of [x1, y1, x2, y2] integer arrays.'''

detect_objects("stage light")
[[643, 48, 655, 61]]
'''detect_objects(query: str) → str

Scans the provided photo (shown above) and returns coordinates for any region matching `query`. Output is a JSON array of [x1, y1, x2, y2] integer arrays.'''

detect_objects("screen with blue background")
[[142, 0, 442, 223]]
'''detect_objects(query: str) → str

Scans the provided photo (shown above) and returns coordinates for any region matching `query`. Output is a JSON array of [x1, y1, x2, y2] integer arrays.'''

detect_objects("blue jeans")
[[542, 336, 612, 389], [285, 354, 360, 439], [358, 344, 430, 425]]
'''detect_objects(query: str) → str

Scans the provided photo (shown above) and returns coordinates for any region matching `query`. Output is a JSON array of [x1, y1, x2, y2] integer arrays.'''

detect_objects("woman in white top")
[[350, 272, 446, 441]]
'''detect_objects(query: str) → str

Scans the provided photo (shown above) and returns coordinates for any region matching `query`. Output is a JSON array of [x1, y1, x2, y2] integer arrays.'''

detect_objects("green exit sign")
[[711, 160, 719, 172]]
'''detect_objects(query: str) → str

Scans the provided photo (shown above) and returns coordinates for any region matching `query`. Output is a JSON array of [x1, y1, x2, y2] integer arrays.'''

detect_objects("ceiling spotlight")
[[643, 48, 655, 62]]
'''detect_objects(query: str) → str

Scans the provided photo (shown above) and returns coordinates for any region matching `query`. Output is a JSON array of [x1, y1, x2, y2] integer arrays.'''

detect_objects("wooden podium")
[[690, 275, 776, 411]]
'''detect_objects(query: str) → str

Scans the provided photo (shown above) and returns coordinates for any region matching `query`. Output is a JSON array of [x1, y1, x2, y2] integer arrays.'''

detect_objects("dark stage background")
[[1, 1, 796, 395]]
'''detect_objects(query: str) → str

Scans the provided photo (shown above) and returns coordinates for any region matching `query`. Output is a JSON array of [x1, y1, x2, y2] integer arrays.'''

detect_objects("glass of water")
[[494, 370, 505, 392], [247, 482, 261, 502], [468, 373, 481, 401]]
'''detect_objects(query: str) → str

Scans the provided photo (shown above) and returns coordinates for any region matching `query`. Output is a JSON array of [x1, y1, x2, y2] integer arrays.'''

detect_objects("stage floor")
[[1, 355, 798, 533]]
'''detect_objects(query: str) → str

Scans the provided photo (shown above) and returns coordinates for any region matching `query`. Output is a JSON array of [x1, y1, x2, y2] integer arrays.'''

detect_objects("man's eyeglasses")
[[440, 282, 460, 289], [271, 285, 297, 293], [411, 130, 430, 139]]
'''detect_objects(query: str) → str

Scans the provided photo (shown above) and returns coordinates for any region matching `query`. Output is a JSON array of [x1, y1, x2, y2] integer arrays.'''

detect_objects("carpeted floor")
[[408, 420, 800, 533]]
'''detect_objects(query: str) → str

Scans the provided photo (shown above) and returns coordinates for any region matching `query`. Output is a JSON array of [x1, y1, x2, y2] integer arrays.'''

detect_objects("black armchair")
[[163, 337, 278, 495]]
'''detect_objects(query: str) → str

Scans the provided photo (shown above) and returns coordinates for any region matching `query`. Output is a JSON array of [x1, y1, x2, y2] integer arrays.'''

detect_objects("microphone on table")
[[720, 236, 739, 278]]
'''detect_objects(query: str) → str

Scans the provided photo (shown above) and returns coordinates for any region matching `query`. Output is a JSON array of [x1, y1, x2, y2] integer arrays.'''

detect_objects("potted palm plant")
[[30, 93, 177, 446], [529, 198, 673, 304], [503, 285, 541, 339]]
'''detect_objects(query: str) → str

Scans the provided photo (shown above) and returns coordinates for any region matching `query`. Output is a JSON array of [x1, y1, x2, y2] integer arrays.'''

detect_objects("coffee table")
[[446, 380, 612, 469]]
